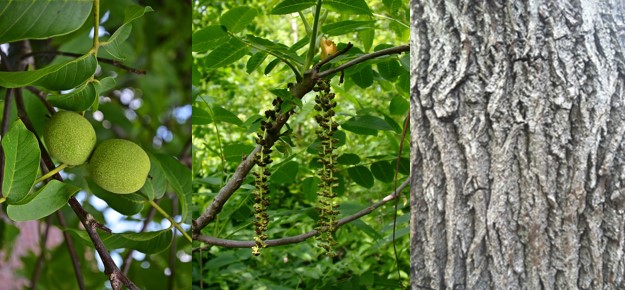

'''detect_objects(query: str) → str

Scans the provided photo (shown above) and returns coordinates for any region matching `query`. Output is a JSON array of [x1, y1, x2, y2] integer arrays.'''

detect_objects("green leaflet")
[[2, 120, 40, 203], [100, 6, 154, 60], [0, 54, 97, 91], [0, 0, 92, 43], [7, 181, 79, 221]]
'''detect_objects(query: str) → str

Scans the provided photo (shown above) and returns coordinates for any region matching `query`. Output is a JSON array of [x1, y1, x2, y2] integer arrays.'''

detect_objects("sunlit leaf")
[[324, 0, 372, 15], [223, 144, 255, 162], [220, 6, 258, 33], [192, 106, 212, 125], [322, 20, 374, 36], [212, 106, 243, 126], [358, 29, 374, 52], [192, 25, 229, 52], [245, 35, 304, 65], [203, 37, 250, 69], [271, 0, 316, 14]]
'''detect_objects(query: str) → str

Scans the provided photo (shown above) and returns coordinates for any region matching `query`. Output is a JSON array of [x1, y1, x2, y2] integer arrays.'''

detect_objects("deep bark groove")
[[411, 0, 625, 289]]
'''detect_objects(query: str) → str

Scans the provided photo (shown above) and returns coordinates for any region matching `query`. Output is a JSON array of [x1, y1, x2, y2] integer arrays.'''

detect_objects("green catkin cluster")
[[313, 79, 340, 257], [251, 97, 287, 256]]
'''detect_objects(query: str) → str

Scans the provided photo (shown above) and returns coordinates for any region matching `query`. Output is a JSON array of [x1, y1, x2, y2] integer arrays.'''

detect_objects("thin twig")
[[168, 196, 179, 290], [34, 154, 86, 290], [56, 211, 86, 290], [392, 113, 410, 288], [121, 204, 157, 275], [313, 42, 353, 71], [30, 215, 53, 290], [25, 86, 56, 115], [150, 200, 191, 242], [192, 178, 410, 250], [318, 45, 409, 78], [20, 51, 146, 74]]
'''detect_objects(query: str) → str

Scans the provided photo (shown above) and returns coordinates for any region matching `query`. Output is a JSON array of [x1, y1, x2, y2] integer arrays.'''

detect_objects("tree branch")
[[25, 86, 56, 115], [30, 216, 53, 290], [20, 51, 146, 74], [192, 178, 410, 250], [121, 204, 157, 275], [56, 212, 86, 290], [168, 196, 179, 290], [35, 154, 87, 290], [318, 45, 409, 78], [193, 44, 409, 234]]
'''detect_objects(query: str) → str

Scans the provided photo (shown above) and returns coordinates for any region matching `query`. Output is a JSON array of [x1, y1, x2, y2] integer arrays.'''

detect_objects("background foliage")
[[0, 0, 191, 289], [192, 0, 410, 288]]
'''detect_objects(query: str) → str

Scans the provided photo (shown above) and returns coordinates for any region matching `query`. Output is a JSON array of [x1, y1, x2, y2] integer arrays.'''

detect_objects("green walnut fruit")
[[88, 139, 150, 194], [44, 111, 96, 166]]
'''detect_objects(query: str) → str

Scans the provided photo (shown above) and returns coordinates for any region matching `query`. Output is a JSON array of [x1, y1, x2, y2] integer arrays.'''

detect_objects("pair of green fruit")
[[43, 111, 150, 194]]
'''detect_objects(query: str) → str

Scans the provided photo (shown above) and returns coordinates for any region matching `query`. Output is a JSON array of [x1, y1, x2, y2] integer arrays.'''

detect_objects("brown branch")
[[1, 89, 12, 134], [56, 212, 86, 290], [318, 45, 409, 78], [192, 178, 410, 250], [30, 216, 53, 290], [168, 196, 179, 290], [121, 204, 157, 275], [314, 42, 354, 70], [25, 86, 56, 115], [0, 48, 13, 71], [392, 113, 410, 289], [192, 44, 410, 235], [20, 51, 146, 74], [35, 152, 87, 290]]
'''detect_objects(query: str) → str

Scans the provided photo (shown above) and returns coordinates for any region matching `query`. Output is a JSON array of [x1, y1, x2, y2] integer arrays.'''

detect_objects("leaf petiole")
[[34, 163, 69, 184], [148, 200, 192, 242]]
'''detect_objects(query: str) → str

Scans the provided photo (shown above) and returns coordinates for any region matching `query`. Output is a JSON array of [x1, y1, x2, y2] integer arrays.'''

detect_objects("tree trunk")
[[410, 1, 625, 289]]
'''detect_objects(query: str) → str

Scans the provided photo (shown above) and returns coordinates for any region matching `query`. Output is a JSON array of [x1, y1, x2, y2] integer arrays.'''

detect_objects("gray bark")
[[410, 1, 625, 289]]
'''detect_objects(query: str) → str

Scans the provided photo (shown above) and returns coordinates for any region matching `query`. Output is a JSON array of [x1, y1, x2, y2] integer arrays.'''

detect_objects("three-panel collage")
[[0, 0, 624, 289]]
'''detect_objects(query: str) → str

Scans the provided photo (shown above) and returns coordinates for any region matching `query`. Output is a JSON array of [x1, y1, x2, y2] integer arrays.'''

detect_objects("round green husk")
[[44, 111, 96, 166], [88, 139, 150, 194]]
